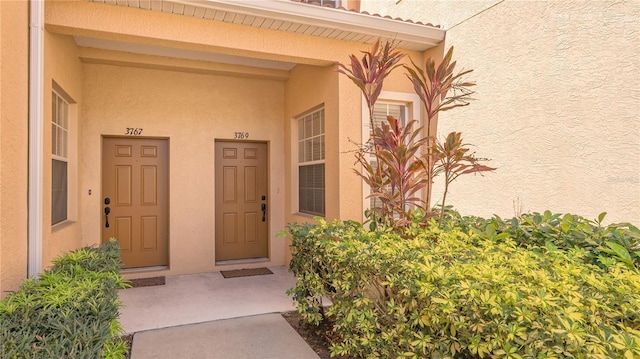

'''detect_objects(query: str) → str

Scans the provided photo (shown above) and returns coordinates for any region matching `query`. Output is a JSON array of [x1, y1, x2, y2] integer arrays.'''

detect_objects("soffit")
[[86, 0, 444, 52]]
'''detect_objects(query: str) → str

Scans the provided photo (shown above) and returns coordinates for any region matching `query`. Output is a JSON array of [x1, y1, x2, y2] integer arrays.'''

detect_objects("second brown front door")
[[215, 141, 268, 261], [102, 137, 169, 268]]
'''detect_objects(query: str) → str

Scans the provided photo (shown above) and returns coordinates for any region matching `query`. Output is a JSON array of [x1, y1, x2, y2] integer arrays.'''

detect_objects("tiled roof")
[[294, 0, 441, 28]]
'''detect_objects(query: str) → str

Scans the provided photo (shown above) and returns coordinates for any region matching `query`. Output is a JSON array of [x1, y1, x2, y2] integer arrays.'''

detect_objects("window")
[[297, 107, 325, 216], [52, 90, 69, 225], [368, 102, 409, 210], [362, 92, 422, 214]]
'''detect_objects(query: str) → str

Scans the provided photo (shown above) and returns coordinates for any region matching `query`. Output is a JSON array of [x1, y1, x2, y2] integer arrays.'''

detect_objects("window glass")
[[297, 107, 325, 216], [52, 90, 69, 225], [52, 159, 68, 225]]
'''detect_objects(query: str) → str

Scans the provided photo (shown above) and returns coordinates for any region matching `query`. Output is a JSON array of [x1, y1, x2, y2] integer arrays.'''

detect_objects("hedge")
[[0, 240, 130, 359], [286, 217, 640, 359]]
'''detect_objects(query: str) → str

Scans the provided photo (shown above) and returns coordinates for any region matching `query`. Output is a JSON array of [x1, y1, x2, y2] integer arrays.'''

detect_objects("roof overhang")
[[88, 0, 445, 52]]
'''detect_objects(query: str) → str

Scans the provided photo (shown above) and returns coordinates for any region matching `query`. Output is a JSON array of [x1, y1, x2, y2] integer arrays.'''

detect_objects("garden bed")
[[285, 213, 640, 358]]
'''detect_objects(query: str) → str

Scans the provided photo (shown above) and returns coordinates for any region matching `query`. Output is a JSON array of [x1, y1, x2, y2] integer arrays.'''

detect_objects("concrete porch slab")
[[118, 266, 298, 333]]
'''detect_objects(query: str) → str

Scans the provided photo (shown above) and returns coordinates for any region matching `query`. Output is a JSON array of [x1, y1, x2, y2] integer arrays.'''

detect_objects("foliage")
[[431, 132, 495, 225], [286, 217, 640, 359], [354, 116, 430, 229], [338, 40, 484, 231], [337, 39, 405, 133], [448, 210, 640, 271], [404, 46, 476, 208], [0, 239, 130, 359]]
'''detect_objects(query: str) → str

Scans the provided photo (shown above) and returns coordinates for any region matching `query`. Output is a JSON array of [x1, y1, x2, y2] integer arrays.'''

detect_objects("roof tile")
[[295, 0, 440, 28]]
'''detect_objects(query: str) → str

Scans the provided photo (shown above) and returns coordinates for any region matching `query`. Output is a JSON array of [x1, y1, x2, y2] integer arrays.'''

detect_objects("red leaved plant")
[[354, 115, 429, 229], [431, 132, 496, 225], [338, 39, 492, 231], [337, 39, 405, 135], [404, 46, 476, 208]]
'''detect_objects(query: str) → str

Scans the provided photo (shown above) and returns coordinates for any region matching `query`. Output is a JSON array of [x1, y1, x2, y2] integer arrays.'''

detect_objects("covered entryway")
[[215, 141, 268, 262], [101, 137, 169, 268]]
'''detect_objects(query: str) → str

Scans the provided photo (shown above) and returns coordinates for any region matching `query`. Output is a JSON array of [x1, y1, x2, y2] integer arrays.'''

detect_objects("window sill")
[[293, 212, 325, 220], [51, 220, 76, 232]]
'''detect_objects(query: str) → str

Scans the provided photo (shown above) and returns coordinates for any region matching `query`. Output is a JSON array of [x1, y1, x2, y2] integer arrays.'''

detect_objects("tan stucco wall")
[[43, 32, 84, 268], [0, 0, 29, 298], [284, 64, 364, 223], [362, 0, 640, 224], [80, 61, 287, 277]]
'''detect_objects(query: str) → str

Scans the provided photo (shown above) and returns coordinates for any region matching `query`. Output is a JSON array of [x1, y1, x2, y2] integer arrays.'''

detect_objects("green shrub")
[[447, 211, 640, 270], [286, 218, 640, 359], [0, 240, 130, 359]]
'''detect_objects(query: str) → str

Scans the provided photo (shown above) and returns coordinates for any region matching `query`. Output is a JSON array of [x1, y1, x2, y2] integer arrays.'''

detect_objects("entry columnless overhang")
[[88, 0, 445, 52]]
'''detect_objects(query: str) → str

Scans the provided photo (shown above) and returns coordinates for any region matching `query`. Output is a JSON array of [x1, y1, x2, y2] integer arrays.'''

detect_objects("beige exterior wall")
[[44, 32, 84, 267], [362, 0, 640, 224], [0, 0, 29, 298], [80, 60, 287, 277], [0, 0, 445, 289]]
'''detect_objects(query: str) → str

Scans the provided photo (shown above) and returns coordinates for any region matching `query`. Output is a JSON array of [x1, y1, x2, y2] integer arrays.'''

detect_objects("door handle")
[[104, 197, 111, 228], [104, 206, 110, 228], [261, 203, 266, 222]]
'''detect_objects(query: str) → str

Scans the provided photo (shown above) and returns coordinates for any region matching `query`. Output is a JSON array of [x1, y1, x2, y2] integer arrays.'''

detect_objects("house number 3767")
[[125, 128, 143, 136]]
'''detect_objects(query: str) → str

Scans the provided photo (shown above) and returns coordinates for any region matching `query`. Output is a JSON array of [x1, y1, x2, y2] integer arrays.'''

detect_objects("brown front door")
[[215, 141, 268, 261], [102, 137, 169, 268]]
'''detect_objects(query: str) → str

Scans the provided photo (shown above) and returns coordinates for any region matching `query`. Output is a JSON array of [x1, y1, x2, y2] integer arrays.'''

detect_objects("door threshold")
[[216, 257, 269, 266], [121, 265, 168, 273]]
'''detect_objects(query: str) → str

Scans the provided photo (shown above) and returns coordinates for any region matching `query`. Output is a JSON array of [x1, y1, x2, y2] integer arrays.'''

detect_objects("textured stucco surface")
[[44, 32, 84, 268], [361, 0, 640, 223], [80, 62, 287, 276], [0, 0, 29, 298]]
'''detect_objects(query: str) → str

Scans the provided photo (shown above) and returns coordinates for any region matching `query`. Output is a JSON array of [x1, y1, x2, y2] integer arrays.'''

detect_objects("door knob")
[[261, 203, 267, 222]]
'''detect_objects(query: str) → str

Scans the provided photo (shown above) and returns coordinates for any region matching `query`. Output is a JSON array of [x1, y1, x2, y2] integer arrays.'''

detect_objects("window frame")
[[296, 106, 326, 217], [51, 85, 76, 227]]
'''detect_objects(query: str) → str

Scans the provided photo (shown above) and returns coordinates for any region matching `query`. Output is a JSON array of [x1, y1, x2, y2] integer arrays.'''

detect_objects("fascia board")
[[172, 0, 445, 48]]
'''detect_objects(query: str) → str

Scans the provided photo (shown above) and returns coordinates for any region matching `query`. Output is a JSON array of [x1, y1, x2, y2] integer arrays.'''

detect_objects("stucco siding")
[[81, 61, 286, 276], [44, 32, 84, 268], [362, 0, 640, 223], [0, 0, 29, 298]]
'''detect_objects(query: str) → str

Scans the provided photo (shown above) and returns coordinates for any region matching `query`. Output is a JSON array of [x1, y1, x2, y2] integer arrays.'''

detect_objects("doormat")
[[220, 267, 273, 279], [128, 276, 166, 288]]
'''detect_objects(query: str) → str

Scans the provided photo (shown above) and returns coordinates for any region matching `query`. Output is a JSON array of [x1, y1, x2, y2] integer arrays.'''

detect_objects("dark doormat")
[[220, 267, 273, 279], [127, 276, 166, 288]]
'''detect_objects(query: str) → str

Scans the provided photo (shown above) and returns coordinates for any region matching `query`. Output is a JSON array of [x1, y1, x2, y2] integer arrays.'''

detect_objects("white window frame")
[[51, 84, 76, 227], [295, 106, 326, 217], [361, 91, 422, 215]]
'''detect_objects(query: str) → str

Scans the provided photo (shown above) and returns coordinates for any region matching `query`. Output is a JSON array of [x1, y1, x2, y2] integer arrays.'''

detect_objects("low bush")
[[446, 211, 640, 270], [286, 217, 640, 358], [0, 240, 130, 359]]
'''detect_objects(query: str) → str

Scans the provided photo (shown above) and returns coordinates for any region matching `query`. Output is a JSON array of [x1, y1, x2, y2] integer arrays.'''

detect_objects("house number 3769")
[[234, 132, 249, 140]]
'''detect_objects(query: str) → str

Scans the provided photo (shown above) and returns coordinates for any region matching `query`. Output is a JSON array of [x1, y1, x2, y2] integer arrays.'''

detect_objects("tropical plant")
[[354, 115, 430, 229], [336, 39, 405, 134], [431, 131, 495, 224], [338, 39, 483, 230], [404, 46, 475, 208]]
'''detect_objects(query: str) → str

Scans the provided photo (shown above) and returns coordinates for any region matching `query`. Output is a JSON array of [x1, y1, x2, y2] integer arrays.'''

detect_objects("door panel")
[[215, 141, 268, 261], [102, 138, 168, 268]]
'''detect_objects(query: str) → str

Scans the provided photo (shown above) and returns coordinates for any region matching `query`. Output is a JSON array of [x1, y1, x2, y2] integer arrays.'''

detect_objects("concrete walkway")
[[118, 266, 320, 358]]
